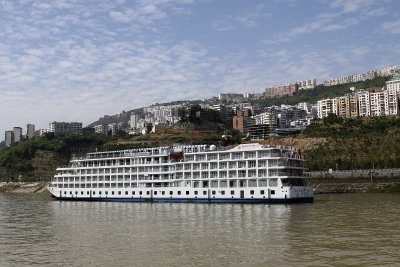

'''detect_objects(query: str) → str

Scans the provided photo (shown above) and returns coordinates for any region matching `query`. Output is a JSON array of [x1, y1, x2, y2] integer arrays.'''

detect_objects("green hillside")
[[302, 115, 400, 171]]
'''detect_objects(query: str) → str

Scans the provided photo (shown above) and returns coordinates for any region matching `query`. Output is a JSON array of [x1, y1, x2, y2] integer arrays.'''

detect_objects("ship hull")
[[51, 195, 313, 204]]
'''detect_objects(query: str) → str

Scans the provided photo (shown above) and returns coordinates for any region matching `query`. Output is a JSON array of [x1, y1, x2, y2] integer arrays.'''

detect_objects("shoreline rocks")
[[0, 182, 49, 193]]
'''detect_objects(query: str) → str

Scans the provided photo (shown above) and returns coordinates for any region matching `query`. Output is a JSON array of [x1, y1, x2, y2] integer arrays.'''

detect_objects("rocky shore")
[[0, 182, 49, 194]]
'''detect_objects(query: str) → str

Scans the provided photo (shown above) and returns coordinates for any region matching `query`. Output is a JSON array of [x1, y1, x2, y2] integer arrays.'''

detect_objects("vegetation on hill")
[[0, 134, 111, 181], [0, 124, 241, 181], [302, 115, 400, 171], [252, 76, 390, 107]]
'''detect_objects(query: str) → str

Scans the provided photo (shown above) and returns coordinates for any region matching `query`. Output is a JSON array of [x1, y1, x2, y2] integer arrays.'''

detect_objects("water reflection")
[[0, 194, 399, 266]]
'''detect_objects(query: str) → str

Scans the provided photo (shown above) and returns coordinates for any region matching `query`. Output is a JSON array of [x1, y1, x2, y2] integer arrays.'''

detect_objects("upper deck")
[[73, 143, 302, 161]]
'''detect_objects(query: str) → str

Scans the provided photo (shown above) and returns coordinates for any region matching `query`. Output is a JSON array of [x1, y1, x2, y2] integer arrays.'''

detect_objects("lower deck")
[[48, 186, 314, 203]]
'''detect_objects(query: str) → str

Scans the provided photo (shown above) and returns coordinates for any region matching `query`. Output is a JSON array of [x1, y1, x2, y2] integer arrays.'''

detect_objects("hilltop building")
[[5, 131, 14, 147], [25, 124, 35, 140], [13, 127, 23, 143], [317, 87, 398, 119], [48, 122, 82, 136]]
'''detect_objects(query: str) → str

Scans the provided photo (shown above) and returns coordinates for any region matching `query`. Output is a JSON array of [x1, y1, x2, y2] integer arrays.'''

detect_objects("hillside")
[[301, 115, 400, 170]]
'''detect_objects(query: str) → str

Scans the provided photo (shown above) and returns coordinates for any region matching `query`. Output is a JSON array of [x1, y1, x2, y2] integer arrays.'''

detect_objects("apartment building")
[[13, 127, 23, 143], [386, 73, 400, 94], [48, 122, 83, 135], [5, 131, 14, 147], [94, 124, 109, 135], [264, 83, 298, 98], [25, 124, 35, 139], [317, 98, 337, 118], [336, 93, 359, 118]]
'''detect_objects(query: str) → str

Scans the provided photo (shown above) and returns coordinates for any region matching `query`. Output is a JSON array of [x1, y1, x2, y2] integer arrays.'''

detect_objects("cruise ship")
[[48, 143, 313, 203]]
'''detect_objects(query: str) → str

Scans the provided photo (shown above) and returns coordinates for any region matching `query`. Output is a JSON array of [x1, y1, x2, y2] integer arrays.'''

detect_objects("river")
[[0, 193, 399, 266]]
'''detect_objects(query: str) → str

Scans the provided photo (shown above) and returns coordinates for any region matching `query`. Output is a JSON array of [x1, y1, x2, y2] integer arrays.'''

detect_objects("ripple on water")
[[0, 193, 399, 266]]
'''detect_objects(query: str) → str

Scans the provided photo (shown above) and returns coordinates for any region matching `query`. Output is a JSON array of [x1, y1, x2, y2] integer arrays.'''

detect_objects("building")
[[48, 122, 83, 136], [323, 65, 400, 87], [94, 124, 109, 135], [108, 123, 119, 136], [264, 83, 298, 98], [336, 93, 358, 118], [25, 124, 35, 139], [13, 127, 23, 143], [219, 93, 245, 103], [386, 73, 400, 95], [369, 88, 386, 116], [357, 90, 371, 117], [317, 99, 337, 118], [130, 114, 139, 129], [5, 131, 14, 146], [297, 79, 316, 90]]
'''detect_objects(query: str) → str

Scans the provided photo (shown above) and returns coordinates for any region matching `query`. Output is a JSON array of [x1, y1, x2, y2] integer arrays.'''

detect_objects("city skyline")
[[1, 0, 400, 139]]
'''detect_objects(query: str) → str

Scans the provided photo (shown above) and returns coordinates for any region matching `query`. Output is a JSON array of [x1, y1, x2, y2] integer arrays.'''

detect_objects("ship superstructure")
[[48, 143, 313, 203]]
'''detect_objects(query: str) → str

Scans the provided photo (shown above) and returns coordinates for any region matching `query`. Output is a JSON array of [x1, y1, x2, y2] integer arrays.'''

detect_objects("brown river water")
[[0, 193, 399, 266]]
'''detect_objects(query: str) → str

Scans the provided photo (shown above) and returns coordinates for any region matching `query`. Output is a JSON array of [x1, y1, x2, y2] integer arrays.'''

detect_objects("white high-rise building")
[[130, 114, 139, 129], [357, 90, 370, 117], [26, 124, 35, 139], [13, 127, 23, 143], [317, 98, 337, 118], [48, 122, 82, 135], [5, 131, 14, 146], [386, 74, 400, 95]]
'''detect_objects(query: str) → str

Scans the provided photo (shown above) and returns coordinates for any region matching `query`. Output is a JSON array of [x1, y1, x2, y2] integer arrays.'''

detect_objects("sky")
[[1, 0, 400, 139]]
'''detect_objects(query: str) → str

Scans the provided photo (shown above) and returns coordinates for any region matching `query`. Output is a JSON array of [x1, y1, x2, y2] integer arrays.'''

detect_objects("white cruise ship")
[[48, 143, 313, 203]]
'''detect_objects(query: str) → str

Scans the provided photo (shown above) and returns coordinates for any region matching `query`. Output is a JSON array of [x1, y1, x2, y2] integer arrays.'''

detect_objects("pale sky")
[[1, 0, 399, 139]]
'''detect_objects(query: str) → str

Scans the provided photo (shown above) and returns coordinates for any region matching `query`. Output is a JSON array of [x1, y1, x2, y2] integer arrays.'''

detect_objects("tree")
[[146, 123, 153, 134], [178, 107, 188, 122]]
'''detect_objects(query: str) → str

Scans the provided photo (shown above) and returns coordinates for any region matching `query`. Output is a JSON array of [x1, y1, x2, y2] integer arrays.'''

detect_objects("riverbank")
[[0, 182, 49, 193]]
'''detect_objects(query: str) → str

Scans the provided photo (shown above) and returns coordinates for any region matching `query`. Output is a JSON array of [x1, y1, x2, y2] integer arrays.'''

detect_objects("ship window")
[[118, 191, 121, 195], [194, 191, 198, 195], [249, 180, 257, 187], [231, 190, 234, 195], [211, 190, 216, 195], [112, 191, 114, 195], [154, 191, 157, 195], [87, 191, 89, 195], [162, 191, 165, 195], [64, 191, 67, 195], [271, 190, 275, 195], [170, 191, 173, 195], [105, 191, 108, 195], [139, 191, 142, 195], [178, 191, 181, 195], [146, 191, 150, 195], [132, 191, 135, 195], [93, 191, 96, 195], [221, 191, 225, 195], [203, 191, 207, 195], [258, 179, 268, 186], [250, 190, 254, 195], [269, 179, 278, 187], [75, 191, 77, 195], [99, 191, 102, 195], [186, 191, 189, 195], [260, 190, 265, 195]]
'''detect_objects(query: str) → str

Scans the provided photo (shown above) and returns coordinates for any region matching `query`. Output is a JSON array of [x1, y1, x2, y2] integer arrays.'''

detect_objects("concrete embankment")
[[310, 177, 400, 194], [0, 182, 49, 193]]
